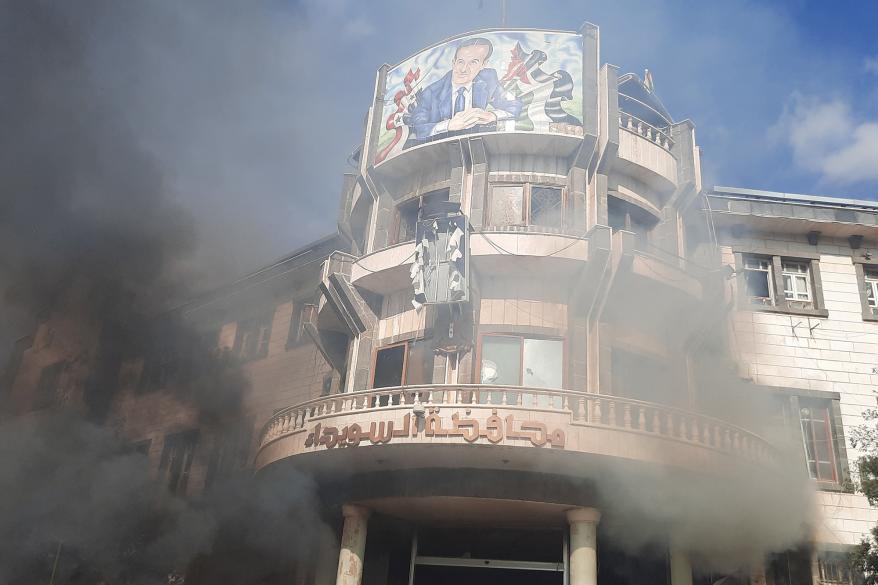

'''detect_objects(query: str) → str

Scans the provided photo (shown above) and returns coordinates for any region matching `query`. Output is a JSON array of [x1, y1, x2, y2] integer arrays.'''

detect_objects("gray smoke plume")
[[0, 1, 336, 582]]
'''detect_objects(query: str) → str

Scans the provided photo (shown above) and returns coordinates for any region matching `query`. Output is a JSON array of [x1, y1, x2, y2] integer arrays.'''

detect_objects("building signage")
[[375, 30, 584, 164], [304, 410, 565, 449]]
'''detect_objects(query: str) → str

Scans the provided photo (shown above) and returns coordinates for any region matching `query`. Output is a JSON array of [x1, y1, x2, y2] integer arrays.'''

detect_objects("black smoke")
[[0, 1, 335, 582]]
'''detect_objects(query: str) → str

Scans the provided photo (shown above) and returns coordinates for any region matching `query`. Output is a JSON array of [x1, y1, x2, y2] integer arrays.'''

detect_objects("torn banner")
[[410, 215, 469, 309]]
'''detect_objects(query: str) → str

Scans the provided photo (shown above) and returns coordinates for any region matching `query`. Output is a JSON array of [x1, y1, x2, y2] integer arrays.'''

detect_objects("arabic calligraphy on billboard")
[[375, 30, 584, 164]]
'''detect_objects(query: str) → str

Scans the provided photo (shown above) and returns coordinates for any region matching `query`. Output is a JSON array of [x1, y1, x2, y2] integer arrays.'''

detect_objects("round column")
[[567, 507, 601, 585], [335, 504, 371, 585]]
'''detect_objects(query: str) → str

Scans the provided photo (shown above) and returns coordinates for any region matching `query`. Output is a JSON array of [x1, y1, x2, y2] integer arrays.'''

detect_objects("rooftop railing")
[[619, 112, 674, 151]]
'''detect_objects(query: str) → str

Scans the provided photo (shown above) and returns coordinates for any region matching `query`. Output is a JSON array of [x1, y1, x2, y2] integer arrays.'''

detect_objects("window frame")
[[734, 252, 828, 317], [854, 262, 878, 322], [233, 311, 274, 362], [768, 389, 850, 492], [799, 401, 838, 483], [476, 333, 567, 390], [370, 341, 410, 389], [487, 183, 568, 231], [158, 429, 199, 496], [391, 188, 451, 246]]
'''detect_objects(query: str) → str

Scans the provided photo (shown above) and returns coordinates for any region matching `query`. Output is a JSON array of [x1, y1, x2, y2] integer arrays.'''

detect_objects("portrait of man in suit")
[[407, 37, 524, 144]]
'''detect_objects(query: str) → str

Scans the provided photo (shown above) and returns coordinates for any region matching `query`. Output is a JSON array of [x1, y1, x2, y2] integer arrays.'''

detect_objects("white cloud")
[[772, 94, 878, 185]]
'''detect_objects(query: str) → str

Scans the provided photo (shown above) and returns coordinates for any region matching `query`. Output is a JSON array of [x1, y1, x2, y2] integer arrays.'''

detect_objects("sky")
[[40, 0, 878, 284]]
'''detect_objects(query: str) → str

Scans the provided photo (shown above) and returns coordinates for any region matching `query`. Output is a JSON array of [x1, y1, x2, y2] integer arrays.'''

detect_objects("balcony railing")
[[258, 385, 778, 466], [619, 112, 674, 151]]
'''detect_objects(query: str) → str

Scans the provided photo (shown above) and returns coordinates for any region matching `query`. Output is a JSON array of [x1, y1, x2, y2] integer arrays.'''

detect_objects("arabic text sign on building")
[[304, 410, 566, 450]]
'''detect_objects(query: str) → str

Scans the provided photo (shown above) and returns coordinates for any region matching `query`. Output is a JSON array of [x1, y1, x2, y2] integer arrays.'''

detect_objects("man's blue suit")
[[407, 68, 524, 142]]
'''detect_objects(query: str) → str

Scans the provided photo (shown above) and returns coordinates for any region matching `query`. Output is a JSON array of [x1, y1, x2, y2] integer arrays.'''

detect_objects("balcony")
[[616, 113, 677, 193], [255, 385, 779, 477]]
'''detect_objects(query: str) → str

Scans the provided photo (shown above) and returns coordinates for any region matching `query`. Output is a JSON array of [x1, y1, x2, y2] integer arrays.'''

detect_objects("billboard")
[[375, 30, 584, 165]]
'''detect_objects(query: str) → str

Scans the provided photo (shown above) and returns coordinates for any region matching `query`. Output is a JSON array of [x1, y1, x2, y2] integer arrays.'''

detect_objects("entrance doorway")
[[410, 527, 566, 585]]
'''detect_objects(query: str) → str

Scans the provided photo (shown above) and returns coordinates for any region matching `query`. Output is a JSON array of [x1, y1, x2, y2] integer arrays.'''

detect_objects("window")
[[286, 302, 308, 349], [204, 425, 250, 490], [159, 430, 198, 496], [371, 340, 433, 389], [743, 255, 773, 304], [34, 361, 65, 410], [321, 374, 333, 396], [489, 184, 566, 230], [737, 253, 826, 315], [373, 344, 406, 389], [393, 198, 419, 244], [489, 185, 525, 227], [607, 195, 656, 250], [866, 269, 878, 308], [800, 402, 838, 483], [818, 553, 854, 584], [139, 353, 177, 393], [782, 260, 812, 306], [392, 189, 452, 245], [234, 312, 273, 361], [479, 335, 563, 406]]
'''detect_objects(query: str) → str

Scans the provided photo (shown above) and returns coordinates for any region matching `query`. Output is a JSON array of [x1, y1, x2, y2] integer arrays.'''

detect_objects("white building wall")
[[720, 234, 878, 547]]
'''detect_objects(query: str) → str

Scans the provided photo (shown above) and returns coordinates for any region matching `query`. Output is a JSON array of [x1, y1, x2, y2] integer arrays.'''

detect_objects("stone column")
[[669, 548, 693, 585], [335, 504, 371, 585], [567, 508, 601, 585]]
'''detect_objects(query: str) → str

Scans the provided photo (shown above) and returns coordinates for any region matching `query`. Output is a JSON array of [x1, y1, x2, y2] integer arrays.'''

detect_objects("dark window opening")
[[132, 439, 152, 456], [139, 353, 177, 393], [607, 195, 656, 250], [743, 255, 773, 303], [159, 430, 198, 496], [394, 198, 420, 244], [372, 344, 406, 389], [34, 361, 65, 410], [321, 374, 333, 396], [287, 302, 309, 349], [204, 425, 251, 490]]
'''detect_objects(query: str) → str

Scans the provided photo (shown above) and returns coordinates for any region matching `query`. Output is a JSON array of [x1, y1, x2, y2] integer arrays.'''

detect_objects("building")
[[5, 23, 878, 585]]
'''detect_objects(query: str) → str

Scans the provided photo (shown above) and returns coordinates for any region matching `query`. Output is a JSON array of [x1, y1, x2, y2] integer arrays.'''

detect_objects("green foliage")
[[850, 406, 878, 582]]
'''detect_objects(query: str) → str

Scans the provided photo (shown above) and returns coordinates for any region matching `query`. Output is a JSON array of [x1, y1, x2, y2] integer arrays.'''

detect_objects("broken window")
[[743, 255, 773, 303], [394, 198, 419, 244], [782, 260, 812, 304], [799, 402, 837, 482], [372, 343, 406, 389], [530, 186, 563, 229], [159, 430, 198, 496]]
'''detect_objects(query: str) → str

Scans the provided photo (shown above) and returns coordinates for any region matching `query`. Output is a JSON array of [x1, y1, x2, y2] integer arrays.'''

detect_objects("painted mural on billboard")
[[375, 30, 583, 164]]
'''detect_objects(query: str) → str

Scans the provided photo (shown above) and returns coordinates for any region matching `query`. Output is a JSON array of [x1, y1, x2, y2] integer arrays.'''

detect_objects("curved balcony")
[[351, 232, 590, 293], [616, 113, 677, 193], [255, 385, 780, 477]]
